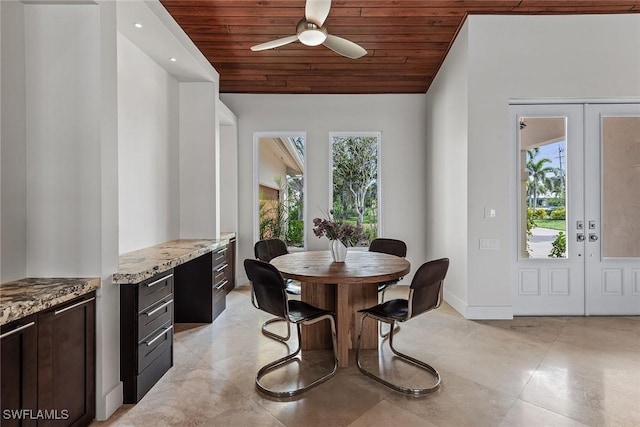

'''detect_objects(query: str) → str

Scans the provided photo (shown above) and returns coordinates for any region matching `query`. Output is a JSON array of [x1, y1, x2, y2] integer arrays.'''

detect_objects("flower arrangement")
[[312, 211, 363, 247]]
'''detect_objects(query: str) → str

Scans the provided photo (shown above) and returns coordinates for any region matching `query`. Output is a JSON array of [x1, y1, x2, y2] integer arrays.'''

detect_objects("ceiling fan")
[[250, 0, 367, 59]]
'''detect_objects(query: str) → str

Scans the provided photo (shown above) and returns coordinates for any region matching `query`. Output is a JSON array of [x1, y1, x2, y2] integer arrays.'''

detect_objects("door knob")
[[589, 233, 598, 242], [577, 233, 585, 242]]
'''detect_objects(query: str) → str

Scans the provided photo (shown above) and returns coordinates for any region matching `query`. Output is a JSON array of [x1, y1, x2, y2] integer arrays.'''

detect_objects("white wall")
[[117, 32, 179, 254], [220, 94, 428, 285], [426, 14, 640, 318], [424, 23, 470, 312], [178, 82, 218, 239], [219, 122, 238, 233], [1, 0, 27, 282], [24, 4, 102, 277]]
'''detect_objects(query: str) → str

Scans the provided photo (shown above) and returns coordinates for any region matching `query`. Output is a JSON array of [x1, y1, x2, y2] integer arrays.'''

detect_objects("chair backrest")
[[254, 238, 289, 262], [369, 238, 407, 258], [244, 259, 288, 318], [408, 258, 449, 319]]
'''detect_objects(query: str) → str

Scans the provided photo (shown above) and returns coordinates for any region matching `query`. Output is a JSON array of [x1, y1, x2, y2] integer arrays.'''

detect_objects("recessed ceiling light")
[[134, 22, 142, 28], [169, 57, 177, 62]]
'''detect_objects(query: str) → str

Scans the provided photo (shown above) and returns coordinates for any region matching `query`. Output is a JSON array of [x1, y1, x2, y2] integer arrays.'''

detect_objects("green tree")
[[526, 148, 555, 208], [332, 136, 378, 228]]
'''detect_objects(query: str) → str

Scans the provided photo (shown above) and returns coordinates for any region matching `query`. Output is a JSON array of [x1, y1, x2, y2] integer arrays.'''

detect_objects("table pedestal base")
[[301, 281, 378, 367]]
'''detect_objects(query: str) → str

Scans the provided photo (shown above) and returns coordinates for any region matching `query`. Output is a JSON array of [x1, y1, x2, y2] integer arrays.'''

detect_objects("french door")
[[512, 103, 640, 316]]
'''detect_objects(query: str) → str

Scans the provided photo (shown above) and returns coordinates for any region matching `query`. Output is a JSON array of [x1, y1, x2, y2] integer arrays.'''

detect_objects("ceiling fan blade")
[[323, 34, 367, 59], [250, 35, 298, 51], [305, 0, 331, 27]]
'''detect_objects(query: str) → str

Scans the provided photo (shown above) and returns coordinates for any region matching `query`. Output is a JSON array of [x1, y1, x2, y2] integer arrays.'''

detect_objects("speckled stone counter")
[[0, 277, 101, 326], [113, 233, 235, 285]]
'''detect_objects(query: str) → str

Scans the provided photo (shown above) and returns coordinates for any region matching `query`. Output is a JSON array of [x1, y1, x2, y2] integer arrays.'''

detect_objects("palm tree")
[[526, 148, 555, 209]]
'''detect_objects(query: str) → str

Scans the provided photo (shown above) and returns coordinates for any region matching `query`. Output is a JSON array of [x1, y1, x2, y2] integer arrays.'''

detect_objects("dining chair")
[[368, 238, 407, 337], [355, 258, 449, 395], [253, 239, 301, 341], [244, 259, 338, 397]]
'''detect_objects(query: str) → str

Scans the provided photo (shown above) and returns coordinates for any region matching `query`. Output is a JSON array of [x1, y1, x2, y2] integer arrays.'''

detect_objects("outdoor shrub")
[[526, 209, 535, 236], [550, 208, 566, 220], [286, 219, 304, 247], [549, 232, 566, 258], [535, 208, 547, 219]]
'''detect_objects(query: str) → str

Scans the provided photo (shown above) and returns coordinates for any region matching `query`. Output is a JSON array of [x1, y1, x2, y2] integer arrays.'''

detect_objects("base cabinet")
[[120, 271, 174, 404], [37, 294, 96, 427], [0, 293, 96, 427], [1, 315, 38, 427]]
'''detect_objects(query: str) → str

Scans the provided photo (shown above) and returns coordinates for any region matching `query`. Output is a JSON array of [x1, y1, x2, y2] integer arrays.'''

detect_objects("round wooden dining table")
[[271, 250, 410, 367]]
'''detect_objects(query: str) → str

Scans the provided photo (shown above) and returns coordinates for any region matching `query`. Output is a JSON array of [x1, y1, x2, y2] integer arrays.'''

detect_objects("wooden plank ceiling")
[[160, 0, 640, 94]]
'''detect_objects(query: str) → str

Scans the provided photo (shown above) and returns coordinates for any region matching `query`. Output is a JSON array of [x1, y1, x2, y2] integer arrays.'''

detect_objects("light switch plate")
[[484, 207, 496, 218]]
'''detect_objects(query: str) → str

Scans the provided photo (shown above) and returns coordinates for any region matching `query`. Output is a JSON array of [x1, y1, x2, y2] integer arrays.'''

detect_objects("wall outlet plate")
[[479, 238, 500, 250]]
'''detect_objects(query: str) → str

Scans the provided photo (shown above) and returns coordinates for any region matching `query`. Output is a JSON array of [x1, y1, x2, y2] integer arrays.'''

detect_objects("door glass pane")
[[519, 117, 568, 258], [602, 117, 640, 258]]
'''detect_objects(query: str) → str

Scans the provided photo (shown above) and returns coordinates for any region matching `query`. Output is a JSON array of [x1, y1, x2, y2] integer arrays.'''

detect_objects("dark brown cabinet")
[[1, 315, 38, 427], [120, 271, 174, 404], [224, 238, 236, 294], [174, 242, 233, 323], [0, 293, 96, 427], [37, 294, 96, 427]]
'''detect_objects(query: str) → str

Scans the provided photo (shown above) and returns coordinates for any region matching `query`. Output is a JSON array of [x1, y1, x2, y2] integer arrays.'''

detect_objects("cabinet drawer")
[[138, 297, 173, 341], [212, 247, 227, 268], [213, 266, 227, 286], [138, 321, 173, 374], [213, 285, 226, 320], [136, 345, 172, 403], [138, 272, 173, 311]]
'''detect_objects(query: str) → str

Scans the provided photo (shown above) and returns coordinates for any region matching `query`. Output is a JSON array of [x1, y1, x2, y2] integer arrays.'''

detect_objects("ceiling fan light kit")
[[296, 20, 327, 46], [250, 0, 367, 59]]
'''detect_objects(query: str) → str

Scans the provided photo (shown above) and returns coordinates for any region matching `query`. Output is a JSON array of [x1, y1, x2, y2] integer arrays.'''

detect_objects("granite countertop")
[[113, 233, 235, 285], [0, 277, 101, 326]]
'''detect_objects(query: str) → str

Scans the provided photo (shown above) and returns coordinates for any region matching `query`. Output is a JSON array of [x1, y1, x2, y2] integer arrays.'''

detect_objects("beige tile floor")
[[93, 286, 640, 427]]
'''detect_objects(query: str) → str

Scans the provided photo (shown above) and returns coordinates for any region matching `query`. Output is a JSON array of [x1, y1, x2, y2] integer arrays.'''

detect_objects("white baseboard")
[[444, 289, 513, 320], [443, 289, 468, 317], [96, 381, 123, 421]]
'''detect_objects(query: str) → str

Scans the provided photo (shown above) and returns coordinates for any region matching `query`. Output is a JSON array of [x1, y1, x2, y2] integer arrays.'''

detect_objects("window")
[[254, 132, 306, 249], [330, 132, 381, 246]]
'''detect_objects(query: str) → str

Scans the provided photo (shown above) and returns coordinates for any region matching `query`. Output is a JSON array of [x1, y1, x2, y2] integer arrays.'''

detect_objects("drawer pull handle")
[[0, 321, 36, 339], [145, 325, 173, 346], [144, 299, 174, 317], [215, 263, 228, 273], [54, 297, 95, 316], [146, 273, 173, 288], [215, 280, 228, 291]]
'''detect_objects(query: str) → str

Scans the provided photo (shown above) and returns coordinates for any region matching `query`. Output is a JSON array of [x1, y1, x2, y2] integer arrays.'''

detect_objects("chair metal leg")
[[261, 317, 291, 342], [256, 314, 338, 398], [356, 313, 441, 395]]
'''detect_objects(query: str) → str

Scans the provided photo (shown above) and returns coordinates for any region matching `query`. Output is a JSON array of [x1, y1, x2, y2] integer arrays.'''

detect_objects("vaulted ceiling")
[[160, 1, 640, 94]]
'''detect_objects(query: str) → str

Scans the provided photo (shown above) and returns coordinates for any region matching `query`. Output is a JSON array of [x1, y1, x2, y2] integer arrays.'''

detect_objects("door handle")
[[577, 233, 585, 242], [589, 233, 599, 242]]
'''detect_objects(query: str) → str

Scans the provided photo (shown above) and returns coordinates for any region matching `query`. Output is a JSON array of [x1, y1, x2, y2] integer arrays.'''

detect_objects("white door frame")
[[510, 104, 585, 315], [584, 103, 640, 315], [511, 100, 640, 316]]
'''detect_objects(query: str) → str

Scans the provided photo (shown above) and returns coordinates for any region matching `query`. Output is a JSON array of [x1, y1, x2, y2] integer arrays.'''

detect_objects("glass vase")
[[331, 240, 348, 262]]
